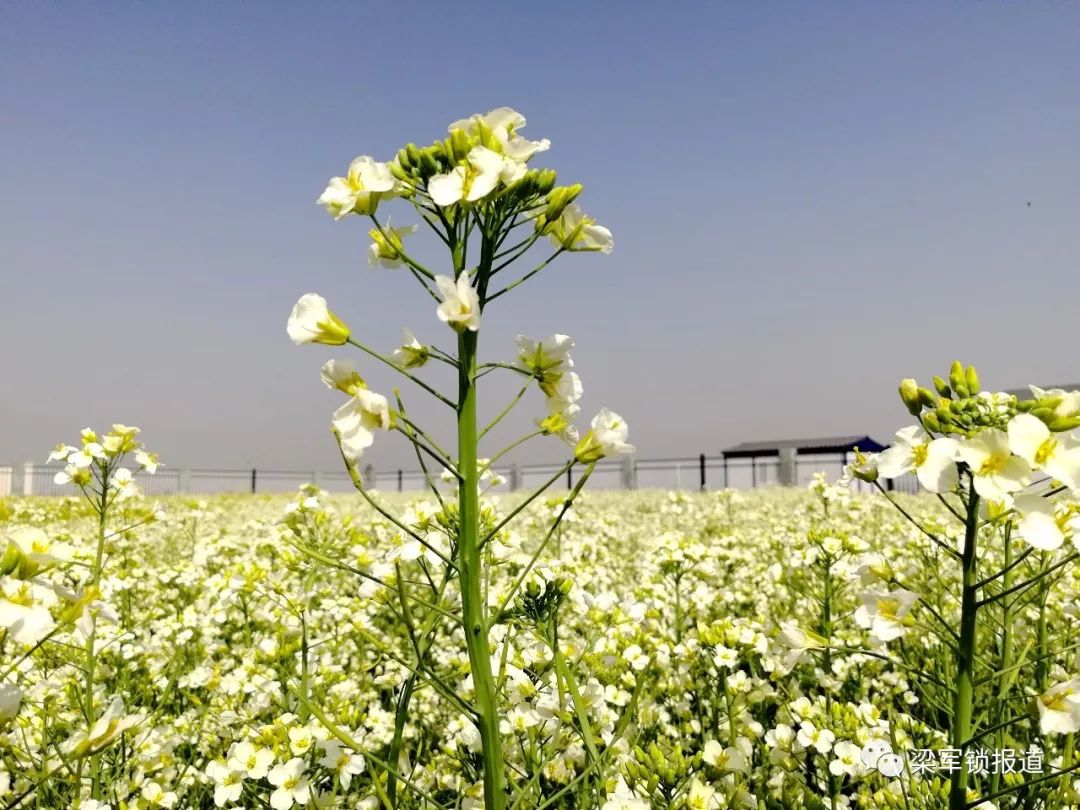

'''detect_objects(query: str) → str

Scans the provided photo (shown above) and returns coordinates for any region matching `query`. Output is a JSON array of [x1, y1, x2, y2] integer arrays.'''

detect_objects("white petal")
[[428, 170, 464, 206], [1007, 414, 1050, 464]]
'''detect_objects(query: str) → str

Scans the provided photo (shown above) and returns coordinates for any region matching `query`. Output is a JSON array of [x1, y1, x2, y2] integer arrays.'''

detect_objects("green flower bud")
[[446, 129, 473, 162], [0, 542, 22, 577], [535, 169, 557, 196], [899, 378, 922, 415], [405, 143, 422, 168], [1031, 407, 1056, 423], [543, 184, 583, 224], [932, 375, 951, 397], [1049, 416, 1080, 432], [418, 145, 442, 179], [949, 361, 969, 398], [918, 387, 938, 409], [389, 159, 410, 183], [965, 365, 980, 395]]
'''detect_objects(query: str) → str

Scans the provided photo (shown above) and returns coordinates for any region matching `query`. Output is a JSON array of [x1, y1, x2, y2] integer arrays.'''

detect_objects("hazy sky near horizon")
[[2, 1, 1079, 472]]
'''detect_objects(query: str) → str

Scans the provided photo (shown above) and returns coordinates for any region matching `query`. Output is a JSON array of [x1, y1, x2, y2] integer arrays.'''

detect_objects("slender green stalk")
[[552, 640, 601, 763], [989, 524, 1013, 797], [949, 480, 980, 810], [457, 327, 505, 810], [479, 430, 544, 476], [347, 338, 455, 409], [484, 249, 565, 303]]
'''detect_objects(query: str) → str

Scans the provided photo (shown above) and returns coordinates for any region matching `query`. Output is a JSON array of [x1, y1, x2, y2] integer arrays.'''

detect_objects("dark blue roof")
[[722, 435, 886, 458]]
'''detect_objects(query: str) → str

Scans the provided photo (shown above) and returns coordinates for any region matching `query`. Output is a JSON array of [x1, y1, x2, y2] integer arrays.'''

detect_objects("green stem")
[[347, 338, 455, 409], [457, 328, 505, 810], [552, 640, 601, 764], [484, 249, 565, 304], [949, 480, 980, 810], [479, 430, 544, 476], [989, 525, 1013, 797]]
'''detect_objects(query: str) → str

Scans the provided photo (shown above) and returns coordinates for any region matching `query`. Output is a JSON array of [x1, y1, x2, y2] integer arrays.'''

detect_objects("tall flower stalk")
[[842, 363, 1080, 809], [288, 106, 633, 809]]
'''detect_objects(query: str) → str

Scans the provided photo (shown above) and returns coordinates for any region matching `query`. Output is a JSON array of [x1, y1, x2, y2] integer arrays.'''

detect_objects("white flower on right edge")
[[876, 425, 959, 493], [1038, 679, 1080, 735], [1012, 493, 1080, 552], [854, 588, 919, 642], [1008, 413, 1080, 491]]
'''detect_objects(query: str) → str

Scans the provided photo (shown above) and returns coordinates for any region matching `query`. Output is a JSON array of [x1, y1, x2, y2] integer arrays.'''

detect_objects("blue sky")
[[2, 1, 1078, 471]]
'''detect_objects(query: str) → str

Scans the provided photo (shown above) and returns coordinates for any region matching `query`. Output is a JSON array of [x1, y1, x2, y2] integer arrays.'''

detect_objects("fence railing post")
[[22, 461, 34, 496], [621, 455, 636, 490], [699, 453, 706, 491], [397, 469, 403, 492], [566, 466, 573, 490], [509, 464, 521, 492], [778, 447, 797, 486], [250, 467, 257, 494], [179, 468, 191, 494]]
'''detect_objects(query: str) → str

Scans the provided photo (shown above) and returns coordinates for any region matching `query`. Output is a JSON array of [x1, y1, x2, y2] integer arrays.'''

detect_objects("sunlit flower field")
[[4, 480, 1079, 809]]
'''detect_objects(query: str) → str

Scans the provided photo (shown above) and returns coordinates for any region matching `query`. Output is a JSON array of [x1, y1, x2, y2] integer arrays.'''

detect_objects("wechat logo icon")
[[862, 740, 904, 777]]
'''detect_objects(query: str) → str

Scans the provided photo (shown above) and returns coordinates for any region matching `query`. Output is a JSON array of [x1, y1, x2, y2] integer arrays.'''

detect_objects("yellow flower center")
[[1045, 687, 1076, 712], [876, 597, 901, 620], [1036, 437, 1058, 467], [912, 443, 929, 467], [978, 455, 1005, 477]]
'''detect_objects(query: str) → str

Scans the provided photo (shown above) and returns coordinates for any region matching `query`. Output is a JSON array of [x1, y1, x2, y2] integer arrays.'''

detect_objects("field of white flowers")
[[6, 106, 1080, 810], [3, 475, 1080, 809]]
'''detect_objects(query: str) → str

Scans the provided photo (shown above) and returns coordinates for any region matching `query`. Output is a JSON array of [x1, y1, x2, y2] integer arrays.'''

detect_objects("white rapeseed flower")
[[543, 203, 613, 254], [435, 274, 481, 332], [267, 757, 311, 810], [332, 389, 393, 464], [448, 106, 550, 162], [391, 328, 430, 369], [287, 293, 350, 346], [368, 221, 418, 269], [1013, 494, 1080, 552], [959, 429, 1031, 501], [515, 334, 574, 377], [1038, 679, 1080, 735], [854, 588, 919, 642], [320, 358, 366, 396], [575, 409, 634, 463], [1008, 413, 1080, 491], [317, 155, 396, 219], [428, 146, 520, 207], [877, 425, 959, 493]]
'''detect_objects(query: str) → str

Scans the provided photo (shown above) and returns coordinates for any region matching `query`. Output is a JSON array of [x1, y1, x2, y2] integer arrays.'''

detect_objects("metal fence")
[[0, 453, 919, 497]]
